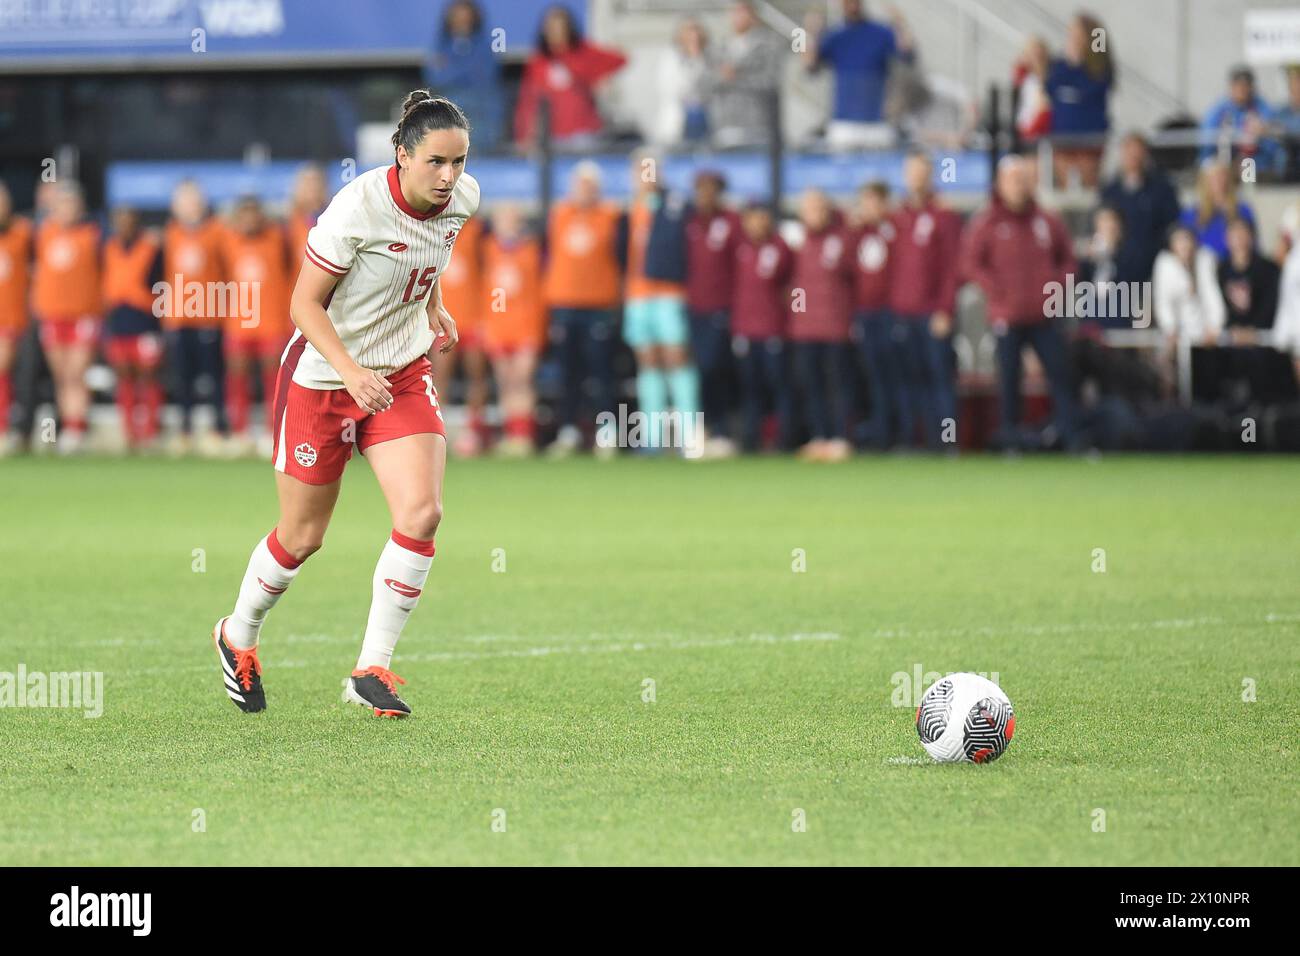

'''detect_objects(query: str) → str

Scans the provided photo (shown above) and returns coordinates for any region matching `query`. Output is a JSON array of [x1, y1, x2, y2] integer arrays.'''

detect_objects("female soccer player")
[[212, 91, 478, 717]]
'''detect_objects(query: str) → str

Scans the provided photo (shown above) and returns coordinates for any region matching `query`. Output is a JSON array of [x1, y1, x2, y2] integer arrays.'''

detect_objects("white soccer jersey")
[[286, 164, 480, 389]]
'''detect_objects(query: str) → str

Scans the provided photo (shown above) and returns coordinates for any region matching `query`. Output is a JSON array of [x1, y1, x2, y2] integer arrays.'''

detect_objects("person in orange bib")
[[32, 182, 100, 453], [221, 195, 293, 451], [542, 161, 622, 454], [287, 164, 328, 263], [482, 204, 546, 455], [102, 206, 165, 450], [163, 179, 228, 451], [433, 212, 490, 455], [0, 182, 33, 452]]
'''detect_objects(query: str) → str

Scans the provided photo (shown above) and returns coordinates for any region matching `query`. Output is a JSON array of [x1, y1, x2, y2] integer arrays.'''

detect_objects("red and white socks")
[[357, 530, 434, 671], [225, 528, 305, 649]]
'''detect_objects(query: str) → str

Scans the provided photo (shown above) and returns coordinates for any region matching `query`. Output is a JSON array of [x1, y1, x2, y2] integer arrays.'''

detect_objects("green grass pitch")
[[1, 453, 1297, 866]]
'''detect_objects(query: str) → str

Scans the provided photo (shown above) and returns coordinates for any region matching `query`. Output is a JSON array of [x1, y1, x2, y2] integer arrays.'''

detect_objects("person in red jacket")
[[790, 189, 854, 461], [731, 200, 794, 451], [514, 5, 627, 150], [962, 155, 1079, 450], [888, 151, 963, 450], [685, 170, 742, 450], [850, 180, 897, 449]]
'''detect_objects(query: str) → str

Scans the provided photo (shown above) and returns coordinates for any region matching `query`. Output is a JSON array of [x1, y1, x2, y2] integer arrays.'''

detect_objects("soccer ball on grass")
[[915, 672, 1015, 763]]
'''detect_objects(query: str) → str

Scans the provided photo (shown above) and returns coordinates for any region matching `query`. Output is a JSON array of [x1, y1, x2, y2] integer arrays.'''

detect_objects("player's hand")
[[930, 311, 953, 337], [430, 305, 459, 354], [343, 364, 394, 414]]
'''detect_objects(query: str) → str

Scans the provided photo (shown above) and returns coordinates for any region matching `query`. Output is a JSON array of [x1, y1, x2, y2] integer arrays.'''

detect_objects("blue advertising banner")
[[0, 0, 574, 69], [106, 151, 991, 211]]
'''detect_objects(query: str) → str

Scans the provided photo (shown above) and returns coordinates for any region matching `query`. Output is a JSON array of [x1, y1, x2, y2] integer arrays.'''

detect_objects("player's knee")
[[277, 526, 325, 561], [401, 501, 442, 540]]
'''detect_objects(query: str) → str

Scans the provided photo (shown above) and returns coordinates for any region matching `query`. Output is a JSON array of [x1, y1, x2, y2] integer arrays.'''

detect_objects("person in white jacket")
[[1272, 238, 1300, 379], [1153, 224, 1226, 344]]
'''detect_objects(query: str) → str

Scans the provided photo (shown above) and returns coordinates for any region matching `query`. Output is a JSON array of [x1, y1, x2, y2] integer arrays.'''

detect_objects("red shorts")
[[271, 348, 445, 485], [104, 333, 164, 369], [39, 316, 100, 350], [225, 335, 285, 363]]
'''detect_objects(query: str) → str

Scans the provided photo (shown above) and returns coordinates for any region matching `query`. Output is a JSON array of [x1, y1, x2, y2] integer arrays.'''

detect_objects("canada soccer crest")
[[443, 227, 459, 250], [294, 442, 318, 467]]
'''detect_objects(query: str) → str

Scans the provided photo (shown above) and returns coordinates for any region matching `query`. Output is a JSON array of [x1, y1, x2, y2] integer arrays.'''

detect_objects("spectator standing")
[[802, 0, 914, 150], [1180, 161, 1255, 259], [543, 162, 622, 455], [1012, 36, 1053, 144], [425, 1, 505, 150], [1099, 132, 1181, 282], [1045, 12, 1115, 188], [789, 189, 854, 461], [684, 170, 741, 453], [731, 201, 794, 452], [850, 181, 898, 448], [888, 152, 962, 449], [514, 5, 627, 151], [657, 19, 713, 144], [708, 1, 782, 148], [962, 156, 1078, 450]]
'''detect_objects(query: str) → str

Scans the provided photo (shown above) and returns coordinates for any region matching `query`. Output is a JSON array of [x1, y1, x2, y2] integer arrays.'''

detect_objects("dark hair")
[[391, 90, 471, 158], [1094, 202, 1124, 232], [439, 0, 483, 40], [536, 4, 582, 57], [861, 180, 890, 199]]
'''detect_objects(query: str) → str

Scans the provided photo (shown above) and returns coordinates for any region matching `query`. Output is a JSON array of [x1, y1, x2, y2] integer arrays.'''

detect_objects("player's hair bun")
[[392, 90, 471, 154]]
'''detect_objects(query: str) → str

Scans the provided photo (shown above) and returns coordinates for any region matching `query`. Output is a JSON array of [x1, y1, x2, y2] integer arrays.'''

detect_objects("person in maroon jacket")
[[791, 189, 855, 460], [731, 201, 795, 451], [851, 180, 897, 449], [514, 5, 627, 150], [962, 155, 1078, 450], [889, 151, 963, 449], [685, 170, 742, 447]]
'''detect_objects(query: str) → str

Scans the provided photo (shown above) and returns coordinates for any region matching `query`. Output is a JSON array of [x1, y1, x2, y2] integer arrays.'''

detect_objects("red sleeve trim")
[[305, 243, 347, 277]]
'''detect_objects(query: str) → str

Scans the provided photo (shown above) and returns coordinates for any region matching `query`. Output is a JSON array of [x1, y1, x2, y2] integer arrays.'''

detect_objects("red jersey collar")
[[388, 164, 451, 221]]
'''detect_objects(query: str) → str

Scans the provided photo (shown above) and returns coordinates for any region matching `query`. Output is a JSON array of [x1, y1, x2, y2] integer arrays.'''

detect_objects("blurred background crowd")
[[4, 0, 1300, 459]]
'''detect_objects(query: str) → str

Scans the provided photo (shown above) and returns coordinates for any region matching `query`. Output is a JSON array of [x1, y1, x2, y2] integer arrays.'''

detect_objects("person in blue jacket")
[[1045, 12, 1115, 187], [1201, 65, 1279, 171], [424, 0, 504, 149], [1180, 160, 1256, 260]]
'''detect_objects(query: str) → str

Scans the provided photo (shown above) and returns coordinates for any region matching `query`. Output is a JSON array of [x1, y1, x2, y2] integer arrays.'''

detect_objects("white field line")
[[117, 632, 842, 676], [63, 610, 1300, 653], [43, 612, 1300, 675]]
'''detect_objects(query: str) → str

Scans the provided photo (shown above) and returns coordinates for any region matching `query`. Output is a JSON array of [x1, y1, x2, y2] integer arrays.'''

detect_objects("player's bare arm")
[[426, 274, 458, 354], [289, 255, 393, 414]]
